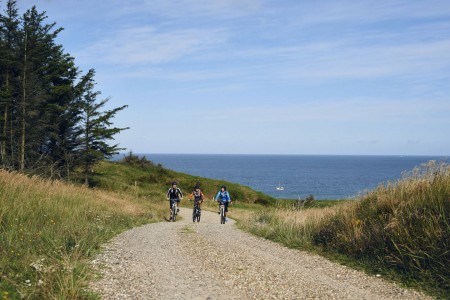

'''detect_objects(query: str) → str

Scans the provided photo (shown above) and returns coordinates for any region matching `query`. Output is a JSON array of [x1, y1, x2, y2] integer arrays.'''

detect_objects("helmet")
[[221, 185, 227, 191], [172, 181, 177, 186], [194, 184, 200, 190]]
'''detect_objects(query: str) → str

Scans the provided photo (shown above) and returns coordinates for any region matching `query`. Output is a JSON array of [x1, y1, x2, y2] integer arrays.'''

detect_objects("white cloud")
[[81, 26, 227, 65], [280, 40, 450, 80], [286, 0, 450, 26], [194, 97, 450, 125], [108, 0, 264, 19]]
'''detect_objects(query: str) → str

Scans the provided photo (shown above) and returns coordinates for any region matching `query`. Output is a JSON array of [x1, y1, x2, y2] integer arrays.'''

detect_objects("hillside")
[[92, 155, 276, 206]]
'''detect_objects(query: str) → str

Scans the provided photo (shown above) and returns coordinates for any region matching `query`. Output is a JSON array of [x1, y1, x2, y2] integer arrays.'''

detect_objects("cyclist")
[[215, 185, 232, 222], [189, 184, 205, 210], [166, 181, 183, 214]]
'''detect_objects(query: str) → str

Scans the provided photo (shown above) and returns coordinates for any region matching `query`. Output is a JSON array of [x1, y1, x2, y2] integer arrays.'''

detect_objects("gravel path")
[[91, 208, 430, 299]]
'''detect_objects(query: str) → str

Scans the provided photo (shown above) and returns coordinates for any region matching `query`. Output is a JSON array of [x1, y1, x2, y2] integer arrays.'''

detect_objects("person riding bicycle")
[[166, 181, 183, 214], [215, 185, 231, 222], [189, 184, 204, 210]]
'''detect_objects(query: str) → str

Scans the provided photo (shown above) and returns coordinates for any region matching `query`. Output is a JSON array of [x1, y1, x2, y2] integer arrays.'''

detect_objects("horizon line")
[[118, 152, 450, 157]]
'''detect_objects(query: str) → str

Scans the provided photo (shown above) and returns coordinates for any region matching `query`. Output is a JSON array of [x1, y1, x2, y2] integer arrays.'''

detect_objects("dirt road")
[[91, 208, 429, 299]]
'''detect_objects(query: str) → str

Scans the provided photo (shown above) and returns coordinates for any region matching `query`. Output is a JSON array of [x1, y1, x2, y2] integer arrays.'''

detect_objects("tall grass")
[[0, 169, 165, 299], [238, 161, 450, 297]]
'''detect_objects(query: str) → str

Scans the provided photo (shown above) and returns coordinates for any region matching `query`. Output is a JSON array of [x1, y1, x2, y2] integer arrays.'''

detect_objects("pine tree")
[[0, 2, 129, 180], [78, 70, 128, 185], [19, 6, 64, 171], [39, 51, 80, 178], [0, 0, 20, 168]]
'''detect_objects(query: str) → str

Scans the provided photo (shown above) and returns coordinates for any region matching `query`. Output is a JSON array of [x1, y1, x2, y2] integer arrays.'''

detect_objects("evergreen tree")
[[39, 51, 80, 178], [19, 6, 64, 171], [0, 2, 129, 180], [78, 70, 128, 185], [0, 0, 20, 168]]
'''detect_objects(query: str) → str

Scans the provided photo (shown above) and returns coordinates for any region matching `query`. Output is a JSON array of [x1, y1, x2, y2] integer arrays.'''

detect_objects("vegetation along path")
[[91, 208, 430, 299]]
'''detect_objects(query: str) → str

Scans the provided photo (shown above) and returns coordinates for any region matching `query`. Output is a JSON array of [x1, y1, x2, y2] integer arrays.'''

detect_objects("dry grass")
[[237, 161, 450, 297], [236, 202, 344, 249], [0, 169, 165, 299]]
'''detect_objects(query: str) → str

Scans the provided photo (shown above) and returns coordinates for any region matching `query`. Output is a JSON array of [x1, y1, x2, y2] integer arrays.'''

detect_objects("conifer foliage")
[[0, 1, 128, 183]]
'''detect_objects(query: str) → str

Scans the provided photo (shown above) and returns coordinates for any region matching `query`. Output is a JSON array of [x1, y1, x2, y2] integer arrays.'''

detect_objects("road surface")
[[91, 208, 429, 299]]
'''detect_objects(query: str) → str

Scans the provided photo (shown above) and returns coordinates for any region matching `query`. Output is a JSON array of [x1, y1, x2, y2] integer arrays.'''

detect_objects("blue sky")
[[16, 0, 450, 155]]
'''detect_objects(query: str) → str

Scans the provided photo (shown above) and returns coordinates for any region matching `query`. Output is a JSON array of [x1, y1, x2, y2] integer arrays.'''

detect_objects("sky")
[[14, 0, 450, 155]]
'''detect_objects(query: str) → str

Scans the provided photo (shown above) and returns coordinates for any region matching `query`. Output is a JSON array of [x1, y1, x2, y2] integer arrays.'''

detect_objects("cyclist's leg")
[[176, 199, 180, 212], [224, 202, 229, 218]]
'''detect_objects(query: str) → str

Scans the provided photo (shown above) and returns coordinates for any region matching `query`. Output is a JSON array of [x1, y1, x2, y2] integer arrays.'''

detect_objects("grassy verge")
[[236, 161, 450, 298], [0, 169, 165, 299]]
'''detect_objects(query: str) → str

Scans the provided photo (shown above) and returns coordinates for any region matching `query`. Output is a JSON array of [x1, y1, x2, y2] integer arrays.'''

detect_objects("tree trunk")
[[20, 32, 27, 171], [84, 114, 89, 186], [10, 112, 14, 165], [1, 74, 9, 164]]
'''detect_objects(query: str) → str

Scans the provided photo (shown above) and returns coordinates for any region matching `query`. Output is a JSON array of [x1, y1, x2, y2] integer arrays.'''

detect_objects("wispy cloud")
[[63, 0, 450, 89], [282, 0, 450, 26], [24, 0, 448, 154], [81, 26, 227, 65], [107, 0, 264, 20], [195, 97, 450, 125], [279, 40, 450, 80]]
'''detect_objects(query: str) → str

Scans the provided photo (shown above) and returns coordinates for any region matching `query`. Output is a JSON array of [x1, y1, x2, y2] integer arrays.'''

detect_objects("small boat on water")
[[276, 182, 284, 191]]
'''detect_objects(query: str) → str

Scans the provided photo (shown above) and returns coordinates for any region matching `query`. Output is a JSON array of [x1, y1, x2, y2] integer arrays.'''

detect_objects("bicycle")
[[219, 201, 226, 224], [192, 200, 201, 223], [169, 199, 178, 222]]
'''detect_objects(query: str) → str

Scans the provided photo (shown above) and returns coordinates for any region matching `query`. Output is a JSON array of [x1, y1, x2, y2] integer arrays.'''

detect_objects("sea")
[[128, 154, 448, 200]]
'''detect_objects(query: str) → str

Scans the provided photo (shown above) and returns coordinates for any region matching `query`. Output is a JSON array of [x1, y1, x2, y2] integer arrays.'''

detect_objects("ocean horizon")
[[115, 153, 448, 200]]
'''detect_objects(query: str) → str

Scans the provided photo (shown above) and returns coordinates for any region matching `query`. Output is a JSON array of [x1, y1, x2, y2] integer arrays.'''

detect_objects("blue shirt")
[[215, 191, 231, 202]]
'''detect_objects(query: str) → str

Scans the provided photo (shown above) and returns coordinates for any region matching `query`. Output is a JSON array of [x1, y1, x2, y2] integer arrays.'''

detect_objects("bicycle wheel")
[[220, 207, 225, 224], [197, 213, 201, 222], [172, 206, 177, 222], [192, 211, 196, 222]]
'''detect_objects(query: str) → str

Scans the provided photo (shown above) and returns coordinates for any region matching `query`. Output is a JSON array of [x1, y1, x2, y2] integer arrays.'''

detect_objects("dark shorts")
[[193, 200, 202, 209], [219, 201, 229, 212], [169, 199, 180, 209]]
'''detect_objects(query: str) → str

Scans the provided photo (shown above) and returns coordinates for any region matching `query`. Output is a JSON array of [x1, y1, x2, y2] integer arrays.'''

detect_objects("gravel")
[[90, 208, 431, 299]]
